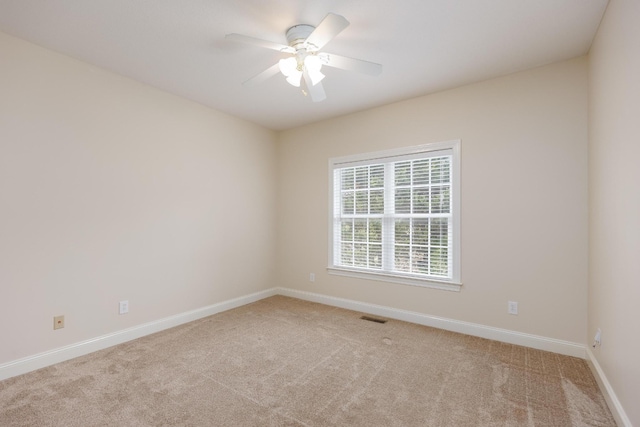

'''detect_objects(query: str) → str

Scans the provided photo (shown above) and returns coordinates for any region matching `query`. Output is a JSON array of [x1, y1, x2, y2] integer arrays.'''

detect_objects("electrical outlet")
[[119, 300, 129, 315], [309, 273, 315, 282], [53, 315, 65, 330], [507, 301, 518, 315], [593, 328, 602, 347]]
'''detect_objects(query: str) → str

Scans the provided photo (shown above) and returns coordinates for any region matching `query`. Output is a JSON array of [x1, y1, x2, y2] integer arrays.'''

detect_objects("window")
[[328, 140, 461, 291]]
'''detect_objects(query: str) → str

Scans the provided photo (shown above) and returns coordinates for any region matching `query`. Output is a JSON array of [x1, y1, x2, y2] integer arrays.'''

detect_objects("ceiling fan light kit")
[[226, 13, 382, 102], [278, 54, 325, 88]]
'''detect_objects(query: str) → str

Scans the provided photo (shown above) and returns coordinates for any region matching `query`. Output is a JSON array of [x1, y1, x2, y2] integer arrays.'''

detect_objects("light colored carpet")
[[0, 296, 616, 426]]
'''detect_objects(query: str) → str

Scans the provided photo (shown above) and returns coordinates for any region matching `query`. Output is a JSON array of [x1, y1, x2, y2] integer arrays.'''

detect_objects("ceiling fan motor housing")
[[285, 24, 315, 49]]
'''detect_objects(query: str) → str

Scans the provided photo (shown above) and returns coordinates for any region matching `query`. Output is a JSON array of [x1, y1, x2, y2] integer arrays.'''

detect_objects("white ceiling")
[[0, 0, 608, 131]]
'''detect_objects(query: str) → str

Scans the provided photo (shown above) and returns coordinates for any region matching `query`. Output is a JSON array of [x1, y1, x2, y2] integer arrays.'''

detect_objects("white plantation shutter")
[[336, 163, 385, 270], [329, 141, 460, 290]]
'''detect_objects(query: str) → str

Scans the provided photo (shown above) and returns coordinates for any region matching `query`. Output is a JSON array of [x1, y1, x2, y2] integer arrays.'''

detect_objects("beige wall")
[[0, 32, 277, 365], [1, 8, 634, 421], [277, 57, 589, 344], [588, 0, 640, 424]]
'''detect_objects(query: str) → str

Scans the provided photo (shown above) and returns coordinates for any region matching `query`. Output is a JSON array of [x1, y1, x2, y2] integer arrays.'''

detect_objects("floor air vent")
[[360, 315, 387, 324]]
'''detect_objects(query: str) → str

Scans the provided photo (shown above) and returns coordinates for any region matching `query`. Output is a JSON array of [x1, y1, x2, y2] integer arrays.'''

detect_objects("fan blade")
[[322, 53, 382, 76], [226, 33, 294, 53], [305, 13, 349, 51], [303, 69, 327, 102], [243, 63, 281, 87]]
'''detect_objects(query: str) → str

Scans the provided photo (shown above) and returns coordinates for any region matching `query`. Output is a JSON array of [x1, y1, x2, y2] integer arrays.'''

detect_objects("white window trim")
[[327, 140, 461, 292]]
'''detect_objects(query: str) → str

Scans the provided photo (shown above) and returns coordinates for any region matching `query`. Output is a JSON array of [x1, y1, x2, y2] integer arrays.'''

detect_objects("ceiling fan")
[[226, 13, 382, 102]]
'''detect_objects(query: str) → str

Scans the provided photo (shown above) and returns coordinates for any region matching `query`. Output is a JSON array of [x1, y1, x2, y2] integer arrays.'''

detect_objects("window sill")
[[326, 267, 462, 292]]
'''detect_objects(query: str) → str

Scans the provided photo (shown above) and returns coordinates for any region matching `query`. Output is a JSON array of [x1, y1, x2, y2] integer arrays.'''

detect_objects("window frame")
[[327, 140, 461, 292]]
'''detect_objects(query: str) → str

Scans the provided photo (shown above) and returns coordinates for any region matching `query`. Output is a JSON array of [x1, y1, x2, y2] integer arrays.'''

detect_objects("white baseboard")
[[0, 288, 277, 381], [586, 348, 632, 427], [0, 286, 587, 383], [5, 287, 627, 422], [276, 287, 586, 359]]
